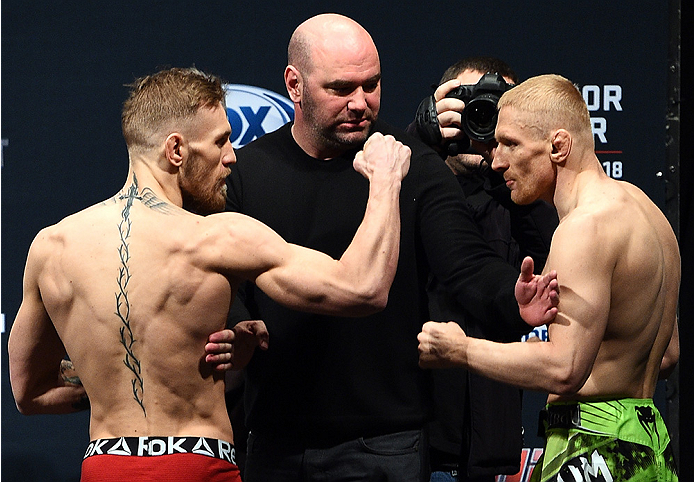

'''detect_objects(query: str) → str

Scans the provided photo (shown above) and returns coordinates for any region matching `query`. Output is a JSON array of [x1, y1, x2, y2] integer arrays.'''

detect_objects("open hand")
[[515, 257, 559, 327]]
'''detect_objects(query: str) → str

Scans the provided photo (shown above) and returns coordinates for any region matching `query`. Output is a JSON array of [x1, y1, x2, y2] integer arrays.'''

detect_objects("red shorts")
[[80, 436, 241, 482]]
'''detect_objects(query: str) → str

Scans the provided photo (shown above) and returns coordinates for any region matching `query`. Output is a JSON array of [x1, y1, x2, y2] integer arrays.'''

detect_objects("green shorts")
[[531, 398, 678, 482]]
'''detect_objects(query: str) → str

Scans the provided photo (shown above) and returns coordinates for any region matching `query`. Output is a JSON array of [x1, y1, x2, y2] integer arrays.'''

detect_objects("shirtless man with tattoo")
[[8, 67, 411, 482]]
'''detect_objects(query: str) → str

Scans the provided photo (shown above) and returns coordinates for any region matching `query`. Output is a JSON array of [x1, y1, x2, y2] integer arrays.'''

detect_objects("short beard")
[[181, 186, 225, 216], [302, 85, 375, 153], [179, 152, 228, 215], [309, 122, 371, 153]]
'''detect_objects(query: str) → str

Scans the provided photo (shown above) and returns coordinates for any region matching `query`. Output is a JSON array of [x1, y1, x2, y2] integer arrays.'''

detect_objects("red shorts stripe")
[[80, 452, 241, 482]]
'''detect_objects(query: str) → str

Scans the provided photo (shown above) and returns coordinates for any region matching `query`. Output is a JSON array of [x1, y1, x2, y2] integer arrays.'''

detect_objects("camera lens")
[[462, 94, 500, 142]]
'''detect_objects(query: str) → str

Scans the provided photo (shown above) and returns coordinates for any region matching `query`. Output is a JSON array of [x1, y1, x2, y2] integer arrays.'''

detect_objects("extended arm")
[[419, 218, 610, 395], [8, 237, 88, 414], [219, 133, 410, 317]]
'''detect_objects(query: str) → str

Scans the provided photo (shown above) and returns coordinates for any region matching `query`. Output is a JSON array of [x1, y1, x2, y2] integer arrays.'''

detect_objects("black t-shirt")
[[226, 119, 525, 442]]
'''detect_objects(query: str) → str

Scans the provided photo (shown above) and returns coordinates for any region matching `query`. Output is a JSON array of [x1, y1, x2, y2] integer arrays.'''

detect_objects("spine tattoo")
[[116, 177, 146, 416]]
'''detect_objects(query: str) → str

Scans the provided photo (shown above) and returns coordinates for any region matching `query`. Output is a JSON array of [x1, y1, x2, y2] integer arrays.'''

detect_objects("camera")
[[415, 72, 514, 153], [446, 72, 514, 142]]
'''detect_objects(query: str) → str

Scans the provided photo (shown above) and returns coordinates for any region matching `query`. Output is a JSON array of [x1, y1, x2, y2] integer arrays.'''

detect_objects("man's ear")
[[164, 133, 185, 168], [285, 65, 302, 103], [550, 129, 571, 164]]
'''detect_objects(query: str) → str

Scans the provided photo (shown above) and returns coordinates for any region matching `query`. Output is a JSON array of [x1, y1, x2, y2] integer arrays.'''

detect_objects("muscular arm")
[[419, 215, 610, 395], [218, 133, 410, 317], [8, 235, 88, 414]]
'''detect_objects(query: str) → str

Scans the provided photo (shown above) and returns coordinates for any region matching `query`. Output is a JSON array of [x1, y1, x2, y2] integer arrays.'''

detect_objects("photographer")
[[408, 57, 559, 482]]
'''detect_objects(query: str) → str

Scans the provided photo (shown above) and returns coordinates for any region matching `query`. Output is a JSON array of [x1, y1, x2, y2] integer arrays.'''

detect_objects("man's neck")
[[553, 154, 606, 219], [290, 121, 347, 161], [124, 162, 182, 209]]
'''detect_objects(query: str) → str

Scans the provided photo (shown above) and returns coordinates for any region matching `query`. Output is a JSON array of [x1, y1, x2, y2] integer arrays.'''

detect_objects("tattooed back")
[[25, 193, 236, 441]]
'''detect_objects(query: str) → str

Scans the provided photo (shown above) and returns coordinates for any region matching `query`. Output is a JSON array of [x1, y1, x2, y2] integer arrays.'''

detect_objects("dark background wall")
[[2, 1, 690, 480]]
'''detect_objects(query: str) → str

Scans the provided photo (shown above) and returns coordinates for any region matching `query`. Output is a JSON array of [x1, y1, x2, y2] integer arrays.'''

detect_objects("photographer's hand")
[[433, 79, 468, 143]]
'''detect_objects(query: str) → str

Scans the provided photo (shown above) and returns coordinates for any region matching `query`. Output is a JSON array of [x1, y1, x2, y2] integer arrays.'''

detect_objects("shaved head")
[[288, 14, 379, 76]]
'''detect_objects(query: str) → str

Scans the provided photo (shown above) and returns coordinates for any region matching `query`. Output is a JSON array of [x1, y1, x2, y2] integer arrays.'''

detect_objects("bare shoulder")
[[32, 200, 115, 243], [548, 205, 615, 282], [582, 178, 679, 284], [549, 178, 657, 274], [28, 208, 92, 257], [553, 186, 619, 253], [618, 181, 679, 245], [566, 178, 670, 242], [183, 212, 288, 274], [191, 211, 280, 243]]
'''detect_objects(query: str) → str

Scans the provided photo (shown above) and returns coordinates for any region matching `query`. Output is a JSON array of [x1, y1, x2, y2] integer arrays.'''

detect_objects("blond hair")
[[121, 67, 226, 152], [498, 74, 592, 143]]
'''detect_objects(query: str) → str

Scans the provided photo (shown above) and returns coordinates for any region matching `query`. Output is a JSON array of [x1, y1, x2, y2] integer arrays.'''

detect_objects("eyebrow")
[[218, 129, 232, 142], [326, 74, 381, 89], [494, 130, 512, 143]]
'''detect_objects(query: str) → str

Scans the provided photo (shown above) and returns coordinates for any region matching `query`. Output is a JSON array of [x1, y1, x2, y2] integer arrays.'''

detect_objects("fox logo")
[[224, 84, 294, 148]]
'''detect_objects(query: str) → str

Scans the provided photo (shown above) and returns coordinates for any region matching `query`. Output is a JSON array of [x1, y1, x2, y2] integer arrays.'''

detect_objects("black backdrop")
[[2, 1, 691, 480]]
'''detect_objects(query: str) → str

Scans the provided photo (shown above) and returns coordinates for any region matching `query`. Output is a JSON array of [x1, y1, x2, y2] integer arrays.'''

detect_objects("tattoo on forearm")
[[60, 359, 89, 411], [60, 359, 83, 386], [116, 176, 146, 416]]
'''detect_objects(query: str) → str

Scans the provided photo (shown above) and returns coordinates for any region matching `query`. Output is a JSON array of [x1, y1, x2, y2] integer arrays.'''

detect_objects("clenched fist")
[[353, 132, 410, 182], [417, 321, 468, 369]]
